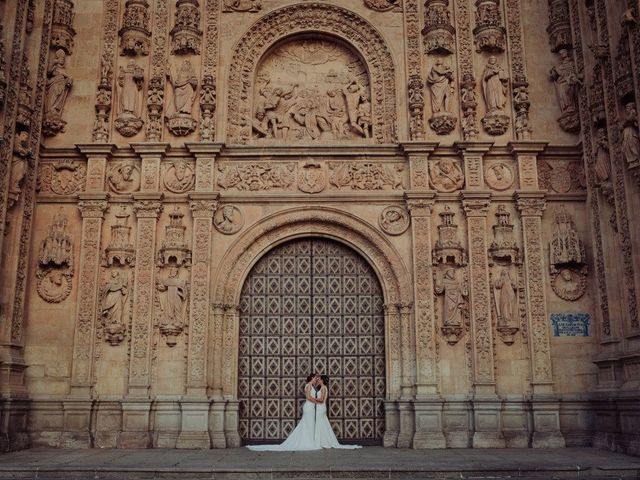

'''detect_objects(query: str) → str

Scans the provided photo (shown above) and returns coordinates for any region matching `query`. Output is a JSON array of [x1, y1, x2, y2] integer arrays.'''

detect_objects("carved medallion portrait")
[[379, 206, 410, 235], [37, 269, 73, 303], [163, 159, 195, 193], [429, 158, 464, 192], [551, 268, 587, 301], [107, 162, 140, 193], [214, 205, 244, 235], [485, 162, 515, 191]]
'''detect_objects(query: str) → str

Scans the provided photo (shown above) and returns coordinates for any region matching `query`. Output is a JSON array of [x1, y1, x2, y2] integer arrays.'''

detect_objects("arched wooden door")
[[238, 238, 385, 444]]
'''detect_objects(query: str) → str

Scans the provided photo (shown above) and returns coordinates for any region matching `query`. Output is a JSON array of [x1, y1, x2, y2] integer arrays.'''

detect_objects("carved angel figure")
[[156, 267, 187, 327], [549, 49, 582, 115], [426, 58, 454, 114], [481, 56, 508, 114], [435, 268, 467, 327], [493, 268, 517, 328], [101, 270, 128, 328]]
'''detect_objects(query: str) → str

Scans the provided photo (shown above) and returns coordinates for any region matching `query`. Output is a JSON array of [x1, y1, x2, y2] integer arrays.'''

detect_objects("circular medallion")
[[551, 268, 587, 301], [37, 269, 72, 303], [485, 162, 515, 191], [214, 205, 244, 235], [379, 206, 410, 235], [107, 163, 140, 193], [163, 159, 196, 193]]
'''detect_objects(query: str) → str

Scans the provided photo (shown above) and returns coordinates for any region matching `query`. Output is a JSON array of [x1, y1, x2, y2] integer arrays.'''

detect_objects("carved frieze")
[[101, 269, 129, 345], [433, 205, 467, 267], [423, 0, 456, 54], [214, 205, 244, 235], [329, 162, 404, 191], [156, 266, 188, 346], [51, 0, 76, 54], [549, 206, 587, 301], [484, 161, 514, 191], [473, 0, 506, 53], [298, 161, 326, 194], [171, 0, 202, 55], [104, 206, 136, 267], [38, 159, 86, 196], [119, 0, 151, 56], [222, 0, 261, 12], [481, 56, 510, 135], [115, 60, 145, 136], [429, 158, 464, 192], [43, 49, 73, 136], [163, 158, 195, 193], [158, 207, 191, 267], [217, 162, 295, 191], [37, 212, 74, 303], [379, 206, 410, 236], [107, 162, 141, 193]]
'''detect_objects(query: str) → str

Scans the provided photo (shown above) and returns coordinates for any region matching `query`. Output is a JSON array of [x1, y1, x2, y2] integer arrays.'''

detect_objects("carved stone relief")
[[119, 0, 151, 56], [474, 0, 506, 53], [429, 158, 464, 192], [364, 0, 401, 11], [538, 160, 586, 193], [157, 207, 192, 267], [166, 59, 198, 136], [36, 212, 74, 303], [622, 102, 640, 177], [199, 74, 216, 141], [379, 206, 410, 236], [43, 49, 73, 136], [329, 162, 404, 190], [547, 0, 572, 52], [433, 205, 467, 267], [407, 74, 425, 141], [155, 266, 188, 346], [8, 130, 33, 208], [549, 206, 587, 301], [222, 0, 261, 12], [163, 158, 195, 193], [38, 159, 87, 196], [484, 161, 514, 190], [104, 206, 136, 267], [107, 162, 141, 193], [171, 0, 202, 55], [217, 162, 295, 191], [426, 58, 457, 135], [214, 205, 244, 235], [115, 60, 145, 136], [298, 161, 326, 194], [549, 49, 582, 134], [423, 0, 456, 54], [101, 269, 129, 345], [253, 39, 372, 143], [92, 0, 118, 142], [51, 0, 76, 54], [481, 56, 510, 135], [17, 53, 34, 130]]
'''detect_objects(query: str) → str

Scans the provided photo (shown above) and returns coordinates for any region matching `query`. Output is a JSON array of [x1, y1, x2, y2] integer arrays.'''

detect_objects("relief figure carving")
[[481, 55, 510, 135], [435, 268, 468, 345], [107, 162, 140, 193], [622, 102, 640, 170], [156, 266, 188, 346], [549, 49, 582, 133], [101, 270, 129, 346], [115, 60, 145, 136], [214, 205, 244, 235], [429, 159, 464, 192], [427, 58, 456, 135], [43, 49, 73, 136], [166, 59, 198, 136], [594, 127, 611, 183]]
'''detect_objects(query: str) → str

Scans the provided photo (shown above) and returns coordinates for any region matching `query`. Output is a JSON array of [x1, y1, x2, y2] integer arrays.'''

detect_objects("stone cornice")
[[454, 141, 494, 155], [508, 141, 549, 155], [76, 144, 116, 158], [185, 143, 224, 157], [131, 143, 170, 157]]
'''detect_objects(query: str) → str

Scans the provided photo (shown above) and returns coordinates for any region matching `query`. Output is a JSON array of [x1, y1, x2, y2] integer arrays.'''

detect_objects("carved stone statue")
[[594, 127, 611, 183], [115, 60, 144, 136], [43, 49, 73, 136], [166, 59, 198, 136], [156, 266, 187, 346], [435, 268, 468, 345], [101, 270, 129, 345], [549, 49, 582, 133], [493, 268, 517, 328], [9, 130, 31, 202], [426, 58, 456, 134], [481, 55, 508, 114], [343, 78, 368, 136], [622, 102, 640, 169]]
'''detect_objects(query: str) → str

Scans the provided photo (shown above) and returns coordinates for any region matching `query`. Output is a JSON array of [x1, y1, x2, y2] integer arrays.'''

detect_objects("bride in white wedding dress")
[[247, 374, 361, 451]]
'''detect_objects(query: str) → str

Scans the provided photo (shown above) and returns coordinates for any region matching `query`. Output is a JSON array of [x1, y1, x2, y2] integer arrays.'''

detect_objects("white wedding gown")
[[247, 383, 362, 451]]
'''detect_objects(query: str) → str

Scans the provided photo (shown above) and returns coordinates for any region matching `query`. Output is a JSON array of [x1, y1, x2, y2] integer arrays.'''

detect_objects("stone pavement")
[[0, 447, 639, 479]]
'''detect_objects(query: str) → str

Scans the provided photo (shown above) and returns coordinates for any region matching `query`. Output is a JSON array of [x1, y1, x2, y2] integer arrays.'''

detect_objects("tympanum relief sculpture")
[[429, 158, 464, 192], [214, 205, 244, 235], [252, 39, 372, 143], [426, 58, 457, 134], [432, 206, 468, 345], [43, 49, 73, 136], [115, 60, 145, 136], [549, 206, 588, 301], [379, 206, 410, 236], [36, 212, 74, 303], [481, 55, 510, 135], [107, 162, 141, 193], [156, 266, 188, 347], [101, 270, 129, 346], [166, 59, 198, 136], [549, 49, 582, 134]]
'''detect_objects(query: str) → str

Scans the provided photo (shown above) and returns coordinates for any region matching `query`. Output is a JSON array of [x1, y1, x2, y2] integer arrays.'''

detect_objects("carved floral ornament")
[[227, 3, 397, 145]]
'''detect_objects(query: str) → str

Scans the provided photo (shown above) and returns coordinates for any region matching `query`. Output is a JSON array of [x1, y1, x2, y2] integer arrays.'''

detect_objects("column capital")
[[133, 193, 164, 218], [400, 142, 439, 155], [461, 191, 491, 217], [404, 191, 436, 216], [515, 191, 547, 216], [76, 143, 116, 158], [185, 142, 224, 157], [454, 141, 494, 155], [77, 193, 110, 218], [189, 192, 219, 218], [130, 142, 170, 157], [508, 141, 548, 156]]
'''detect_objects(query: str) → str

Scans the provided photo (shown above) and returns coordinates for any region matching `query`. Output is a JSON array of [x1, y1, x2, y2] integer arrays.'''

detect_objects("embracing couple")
[[247, 373, 361, 451]]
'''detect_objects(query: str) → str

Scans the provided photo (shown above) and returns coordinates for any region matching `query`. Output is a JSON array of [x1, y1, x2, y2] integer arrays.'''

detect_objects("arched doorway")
[[237, 238, 385, 445]]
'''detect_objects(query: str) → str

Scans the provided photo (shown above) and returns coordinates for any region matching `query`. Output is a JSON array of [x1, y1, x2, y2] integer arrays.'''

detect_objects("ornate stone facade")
[[0, 0, 637, 457]]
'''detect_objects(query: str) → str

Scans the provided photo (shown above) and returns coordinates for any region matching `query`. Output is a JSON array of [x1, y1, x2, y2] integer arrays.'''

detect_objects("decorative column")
[[512, 141, 564, 448], [383, 303, 401, 447], [396, 302, 414, 447], [222, 304, 241, 448]]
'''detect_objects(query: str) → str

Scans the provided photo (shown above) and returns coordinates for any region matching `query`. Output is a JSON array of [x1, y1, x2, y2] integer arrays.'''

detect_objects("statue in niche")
[[163, 158, 195, 193], [156, 266, 187, 346], [429, 158, 464, 192], [107, 162, 140, 193], [594, 127, 611, 183], [426, 58, 456, 135], [622, 102, 640, 168], [166, 59, 198, 136], [435, 268, 468, 345], [9, 130, 31, 199], [549, 49, 581, 118], [101, 270, 129, 346], [115, 60, 144, 136], [43, 49, 73, 136], [357, 92, 372, 138], [493, 268, 517, 329], [481, 55, 508, 114], [343, 78, 368, 137]]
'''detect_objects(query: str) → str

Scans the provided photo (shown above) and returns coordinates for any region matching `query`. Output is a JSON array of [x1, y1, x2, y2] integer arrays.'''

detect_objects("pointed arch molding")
[[212, 207, 412, 396], [226, 2, 398, 145]]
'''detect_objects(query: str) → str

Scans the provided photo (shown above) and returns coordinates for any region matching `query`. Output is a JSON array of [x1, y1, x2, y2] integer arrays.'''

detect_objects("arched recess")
[[226, 2, 398, 145], [211, 207, 412, 403]]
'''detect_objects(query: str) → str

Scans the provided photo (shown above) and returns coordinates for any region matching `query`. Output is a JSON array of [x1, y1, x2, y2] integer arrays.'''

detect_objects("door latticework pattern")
[[238, 238, 385, 444]]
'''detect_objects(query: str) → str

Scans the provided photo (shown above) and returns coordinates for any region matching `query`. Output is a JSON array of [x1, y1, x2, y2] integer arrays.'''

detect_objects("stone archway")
[[226, 2, 398, 145]]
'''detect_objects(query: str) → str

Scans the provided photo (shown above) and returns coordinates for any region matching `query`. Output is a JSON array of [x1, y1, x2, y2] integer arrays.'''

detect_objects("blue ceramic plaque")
[[550, 313, 591, 337]]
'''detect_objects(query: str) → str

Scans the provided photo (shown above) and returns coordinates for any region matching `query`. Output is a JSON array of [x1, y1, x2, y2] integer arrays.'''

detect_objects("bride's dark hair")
[[321, 374, 329, 386]]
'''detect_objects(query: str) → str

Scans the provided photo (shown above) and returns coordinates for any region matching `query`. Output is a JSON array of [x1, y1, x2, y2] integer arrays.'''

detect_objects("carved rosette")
[[171, 0, 202, 55], [473, 0, 506, 53], [423, 0, 456, 54], [119, 0, 151, 56], [51, 0, 76, 54]]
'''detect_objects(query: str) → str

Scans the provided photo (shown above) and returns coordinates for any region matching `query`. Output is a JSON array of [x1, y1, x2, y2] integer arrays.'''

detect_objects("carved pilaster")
[[186, 143, 222, 192], [77, 144, 115, 193], [199, 0, 220, 141], [402, 142, 438, 190], [70, 195, 109, 395], [509, 142, 547, 190], [398, 302, 415, 399], [456, 142, 492, 190], [146, 0, 169, 141], [505, 0, 532, 139], [131, 143, 168, 192], [404, 0, 425, 140], [127, 195, 163, 397], [455, 0, 479, 140]]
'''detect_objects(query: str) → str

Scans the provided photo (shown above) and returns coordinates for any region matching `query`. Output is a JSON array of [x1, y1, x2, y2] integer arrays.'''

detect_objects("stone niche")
[[251, 36, 374, 144]]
